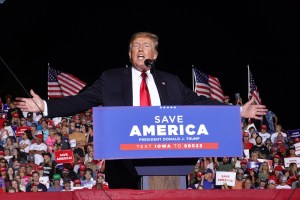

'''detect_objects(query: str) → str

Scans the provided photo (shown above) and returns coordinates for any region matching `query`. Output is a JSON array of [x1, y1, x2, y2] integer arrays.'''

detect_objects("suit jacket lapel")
[[154, 72, 168, 105], [122, 67, 133, 106]]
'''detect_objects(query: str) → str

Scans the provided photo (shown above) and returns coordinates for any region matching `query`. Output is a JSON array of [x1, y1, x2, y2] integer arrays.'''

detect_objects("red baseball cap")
[[74, 179, 81, 185], [274, 165, 283, 171], [261, 125, 267, 130], [79, 164, 86, 171]]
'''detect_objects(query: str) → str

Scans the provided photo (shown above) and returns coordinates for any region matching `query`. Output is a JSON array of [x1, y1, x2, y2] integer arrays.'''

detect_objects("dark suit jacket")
[[47, 67, 224, 189], [47, 67, 223, 117]]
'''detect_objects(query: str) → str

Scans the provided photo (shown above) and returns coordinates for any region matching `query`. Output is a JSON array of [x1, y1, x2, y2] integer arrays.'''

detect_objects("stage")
[[1, 189, 300, 200]]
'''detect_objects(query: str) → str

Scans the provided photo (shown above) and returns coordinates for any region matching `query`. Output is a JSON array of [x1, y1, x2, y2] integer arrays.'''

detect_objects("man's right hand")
[[15, 89, 45, 113]]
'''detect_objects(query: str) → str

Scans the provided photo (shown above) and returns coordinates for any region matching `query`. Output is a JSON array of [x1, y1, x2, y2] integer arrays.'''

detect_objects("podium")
[[93, 106, 242, 189], [134, 158, 196, 189]]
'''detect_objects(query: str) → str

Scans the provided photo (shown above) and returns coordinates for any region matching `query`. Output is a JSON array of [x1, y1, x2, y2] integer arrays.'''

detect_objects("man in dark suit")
[[15, 32, 267, 189]]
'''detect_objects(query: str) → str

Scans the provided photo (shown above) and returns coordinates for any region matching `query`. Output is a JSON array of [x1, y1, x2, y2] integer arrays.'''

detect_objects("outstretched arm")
[[241, 97, 267, 120], [15, 89, 45, 113]]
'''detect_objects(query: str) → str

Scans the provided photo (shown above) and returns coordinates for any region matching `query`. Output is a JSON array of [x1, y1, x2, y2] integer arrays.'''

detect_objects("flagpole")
[[192, 65, 195, 92], [47, 63, 50, 100], [247, 64, 250, 101]]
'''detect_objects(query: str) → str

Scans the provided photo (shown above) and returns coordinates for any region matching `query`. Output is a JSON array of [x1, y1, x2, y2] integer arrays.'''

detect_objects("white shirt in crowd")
[[29, 142, 48, 165]]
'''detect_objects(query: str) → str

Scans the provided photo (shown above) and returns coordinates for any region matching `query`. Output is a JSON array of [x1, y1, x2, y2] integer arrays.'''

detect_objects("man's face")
[[32, 173, 39, 182], [129, 36, 157, 72], [64, 182, 71, 190]]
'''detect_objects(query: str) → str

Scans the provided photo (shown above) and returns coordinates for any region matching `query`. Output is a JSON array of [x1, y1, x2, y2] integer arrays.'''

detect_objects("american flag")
[[192, 66, 224, 102], [48, 65, 86, 99], [248, 65, 261, 105]]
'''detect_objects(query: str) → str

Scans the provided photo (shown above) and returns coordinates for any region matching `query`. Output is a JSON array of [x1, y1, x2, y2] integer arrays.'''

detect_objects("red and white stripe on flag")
[[48, 65, 86, 99], [193, 67, 224, 102], [248, 65, 262, 105]]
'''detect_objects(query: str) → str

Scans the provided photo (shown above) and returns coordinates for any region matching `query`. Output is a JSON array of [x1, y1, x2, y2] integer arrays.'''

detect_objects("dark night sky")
[[0, 1, 299, 130]]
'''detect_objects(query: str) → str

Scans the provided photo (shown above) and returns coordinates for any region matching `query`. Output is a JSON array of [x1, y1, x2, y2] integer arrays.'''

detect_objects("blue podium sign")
[[93, 106, 242, 160]]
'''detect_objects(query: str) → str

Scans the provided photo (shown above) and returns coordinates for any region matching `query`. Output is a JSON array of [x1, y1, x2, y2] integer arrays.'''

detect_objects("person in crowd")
[[26, 171, 47, 192], [0, 113, 5, 130], [0, 121, 14, 146], [48, 173, 63, 192], [15, 31, 267, 189], [61, 178, 73, 191], [239, 159, 248, 174], [14, 174, 26, 191], [276, 175, 291, 189], [248, 130, 258, 145], [29, 134, 47, 165], [272, 154, 283, 169], [6, 101, 23, 123], [287, 145, 299, 157], [258, 161, 270, 179], [73, 179, 82, 189], [70, 139, 85, 164], [256, 177, 268, 189], [258, 124, 271, 143], [84, 144, 94, 164], [264, 138, 272, 152], [40, 119, 49, 141], [81, 168, 96, 189], [200, 168, 215, 190], [86, 125, 94, 146], [250, 136, 270, 159], [267, 178, 276, 189], [269, 165, 284, 185], [77, 164, 86, 180], [242, 132, 253, 150], [247, 168, 258, 188], [63, 163, 78, 181], [265, 110, 278, 133], [286, 162, 298, 180], [232, 168, 244, 189], [3, 136, 15, 156], [242, 177, 253, 189], [0, 168, 6, 192], [187, 171, 203, 189], [271, 124, 287, 143], [53, 132, 69, 151], [30, 183, 39, 192], [92, 172, 109, 190], [69, 123, 86, 153], [29, 122, 41, 139], [45, 127, 57, 153], [214, 157, 236, 172], [291, 170, 300, 189], [15, 117, 30, 142], [25, 112, 38, 127], [18, 130, 33, 161], [223, 95, 233, 105], [5, 166, 15, 185], [2, 95, 13, 118], [11, 179, 23, 192]]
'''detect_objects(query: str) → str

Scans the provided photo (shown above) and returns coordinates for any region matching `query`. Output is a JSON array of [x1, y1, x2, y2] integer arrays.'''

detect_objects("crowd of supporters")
[[0, 94, 108, 193], [187, 96, 300, 190], [1, 93, 299, 192]]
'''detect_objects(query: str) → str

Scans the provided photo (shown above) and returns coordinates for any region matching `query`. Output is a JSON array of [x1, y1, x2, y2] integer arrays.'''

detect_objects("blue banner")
[[93, 106, 242, 160], [287, 129, 300, 139]]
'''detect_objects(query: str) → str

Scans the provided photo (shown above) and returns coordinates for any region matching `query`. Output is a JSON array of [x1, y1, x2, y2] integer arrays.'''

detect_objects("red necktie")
[[140, 72, 151, 106]]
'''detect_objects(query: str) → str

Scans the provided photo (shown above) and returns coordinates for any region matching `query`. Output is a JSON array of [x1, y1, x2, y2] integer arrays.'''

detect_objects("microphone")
[[144, 59, 155, 68], [144, 59, 156, 74]]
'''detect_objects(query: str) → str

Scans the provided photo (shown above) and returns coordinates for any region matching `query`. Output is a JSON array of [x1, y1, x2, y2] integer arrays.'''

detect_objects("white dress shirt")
[[131, 67, 161, 106]]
